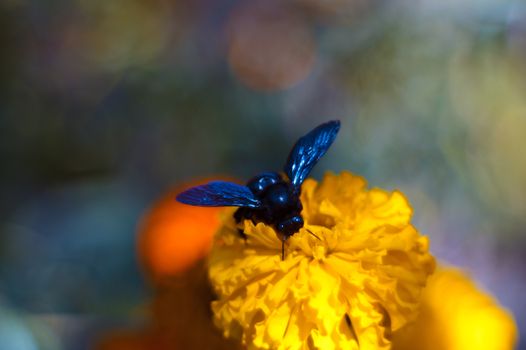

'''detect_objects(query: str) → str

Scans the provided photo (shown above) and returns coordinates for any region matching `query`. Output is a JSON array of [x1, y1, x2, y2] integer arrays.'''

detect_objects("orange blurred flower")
[[137, 178, 231, 282], [392, 267, 517, 350], [98, 176, 240, 350]]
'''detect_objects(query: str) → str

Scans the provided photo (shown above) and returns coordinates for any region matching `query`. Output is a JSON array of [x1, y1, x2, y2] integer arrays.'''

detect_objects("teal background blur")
[[1, 0, 525, 349]]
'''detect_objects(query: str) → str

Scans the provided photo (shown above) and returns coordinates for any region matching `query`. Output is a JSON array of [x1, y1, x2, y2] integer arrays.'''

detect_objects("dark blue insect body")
[[176, 120, 340, 258]]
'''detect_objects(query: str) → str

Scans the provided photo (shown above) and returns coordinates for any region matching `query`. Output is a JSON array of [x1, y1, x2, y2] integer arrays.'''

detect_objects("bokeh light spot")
[[226, 1, 316, 92]]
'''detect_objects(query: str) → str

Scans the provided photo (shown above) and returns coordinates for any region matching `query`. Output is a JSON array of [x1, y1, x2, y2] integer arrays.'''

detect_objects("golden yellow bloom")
[[208, 171, 435, 349], [392, 267, 518, 350]]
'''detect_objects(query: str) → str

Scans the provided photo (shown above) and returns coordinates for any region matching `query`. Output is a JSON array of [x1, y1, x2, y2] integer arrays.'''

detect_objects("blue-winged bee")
[[176, 120, 341, 259]]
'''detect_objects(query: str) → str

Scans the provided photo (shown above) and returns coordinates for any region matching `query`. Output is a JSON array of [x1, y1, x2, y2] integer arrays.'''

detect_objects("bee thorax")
[[263, 183, 297, 212], [247, 172, 282, 196]]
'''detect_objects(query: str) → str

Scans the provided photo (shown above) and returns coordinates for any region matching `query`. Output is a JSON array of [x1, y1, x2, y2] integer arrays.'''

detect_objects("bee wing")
[[176, 181, 262, 208], [284, 120, 340, 191]]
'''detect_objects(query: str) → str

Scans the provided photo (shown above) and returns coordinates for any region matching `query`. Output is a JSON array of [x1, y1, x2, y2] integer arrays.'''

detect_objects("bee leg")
[[281, 237, 286, 261], [237, 229, 248, 241], [233, 207, 244, 223]]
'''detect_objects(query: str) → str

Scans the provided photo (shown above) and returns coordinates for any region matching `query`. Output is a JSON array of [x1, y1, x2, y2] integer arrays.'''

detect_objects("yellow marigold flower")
[[208, 171, 435, 349], [392, 267, 518, 350]]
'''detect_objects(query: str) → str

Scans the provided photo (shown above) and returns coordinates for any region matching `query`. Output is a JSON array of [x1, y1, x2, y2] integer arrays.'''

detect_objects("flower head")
[[392, 267, 518, 350], [208, 171, 435, 349]]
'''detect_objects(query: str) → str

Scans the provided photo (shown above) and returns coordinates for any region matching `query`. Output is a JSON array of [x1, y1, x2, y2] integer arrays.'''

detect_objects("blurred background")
[[1, 0, 525, 349]]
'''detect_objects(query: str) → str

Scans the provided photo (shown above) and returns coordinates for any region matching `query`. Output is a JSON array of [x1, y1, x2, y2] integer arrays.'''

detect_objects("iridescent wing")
[[176, 181, 262, 208], [284, 120, 340, 192]]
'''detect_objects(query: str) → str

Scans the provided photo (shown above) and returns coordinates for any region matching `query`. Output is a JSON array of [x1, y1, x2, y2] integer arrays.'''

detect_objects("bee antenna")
[[306, 228, 321, 241]]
